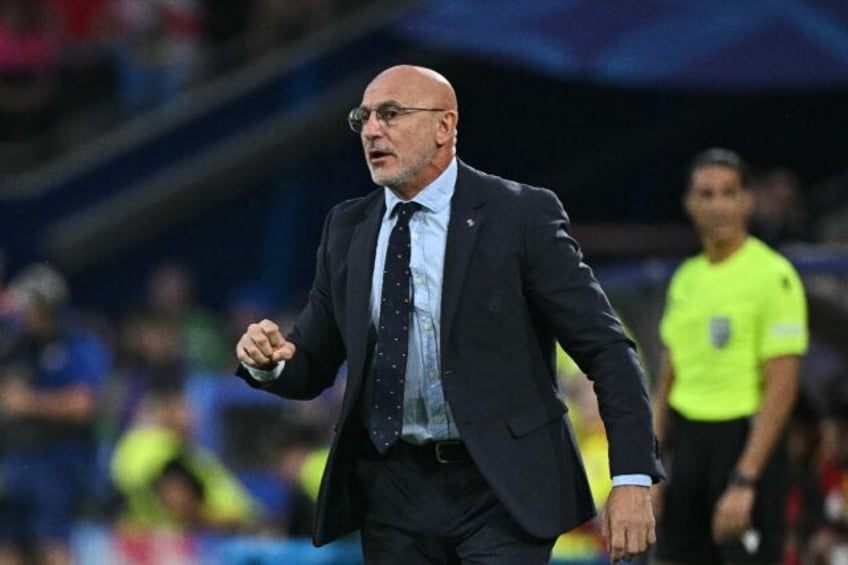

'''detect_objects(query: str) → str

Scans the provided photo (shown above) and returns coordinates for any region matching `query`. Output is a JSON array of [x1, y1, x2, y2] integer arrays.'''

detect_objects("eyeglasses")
[[347, 104, 445, 133]]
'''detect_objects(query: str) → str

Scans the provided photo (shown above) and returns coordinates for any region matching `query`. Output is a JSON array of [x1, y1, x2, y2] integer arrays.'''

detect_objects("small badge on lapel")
[[709, 317, 731, 348], [466, 218, 476, 228]]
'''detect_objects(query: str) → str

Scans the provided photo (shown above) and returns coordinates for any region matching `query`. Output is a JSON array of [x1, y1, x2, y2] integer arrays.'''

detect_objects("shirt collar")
[[383, 158, 457, 217]]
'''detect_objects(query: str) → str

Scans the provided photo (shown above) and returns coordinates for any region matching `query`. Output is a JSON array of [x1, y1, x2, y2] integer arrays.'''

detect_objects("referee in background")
[[652, 148, 808, 563]]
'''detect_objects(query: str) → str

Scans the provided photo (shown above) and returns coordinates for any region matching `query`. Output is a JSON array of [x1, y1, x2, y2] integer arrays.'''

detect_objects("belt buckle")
[[434, 441, 459, 464]]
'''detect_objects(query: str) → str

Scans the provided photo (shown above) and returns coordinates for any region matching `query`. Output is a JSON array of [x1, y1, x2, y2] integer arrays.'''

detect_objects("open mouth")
[[368, 149, 394, 164]]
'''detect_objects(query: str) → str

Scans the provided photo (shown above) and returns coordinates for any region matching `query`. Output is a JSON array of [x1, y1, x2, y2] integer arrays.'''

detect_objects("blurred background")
[[1, 0, 847, 563]]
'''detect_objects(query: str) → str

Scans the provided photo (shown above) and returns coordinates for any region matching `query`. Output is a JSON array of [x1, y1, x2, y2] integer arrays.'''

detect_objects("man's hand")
[[712, 485, 755, 543], [236, 319, 296, 369], [601, 485, 656, 563]]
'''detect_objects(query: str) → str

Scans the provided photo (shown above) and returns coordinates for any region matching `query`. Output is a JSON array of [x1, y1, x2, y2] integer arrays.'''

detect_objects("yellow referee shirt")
[[660, 237, 808, 421]]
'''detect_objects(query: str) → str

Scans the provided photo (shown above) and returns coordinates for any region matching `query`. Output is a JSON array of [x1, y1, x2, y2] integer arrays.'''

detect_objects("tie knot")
[[392, 201, 421, 227]]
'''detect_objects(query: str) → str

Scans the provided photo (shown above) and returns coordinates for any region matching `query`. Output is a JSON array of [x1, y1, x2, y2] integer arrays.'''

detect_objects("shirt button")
[[414, 277, 424, 285], [434, 414, 445, 423], [411, 233, 419, 241], [422, 323, 431, 331]]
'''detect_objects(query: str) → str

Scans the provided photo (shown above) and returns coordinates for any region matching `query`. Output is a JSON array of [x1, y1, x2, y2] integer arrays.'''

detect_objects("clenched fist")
[[236, 319, 297, 369]]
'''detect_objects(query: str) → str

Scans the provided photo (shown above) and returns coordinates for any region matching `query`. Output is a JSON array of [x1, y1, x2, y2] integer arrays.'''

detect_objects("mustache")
[[365, 142, 394, 154]]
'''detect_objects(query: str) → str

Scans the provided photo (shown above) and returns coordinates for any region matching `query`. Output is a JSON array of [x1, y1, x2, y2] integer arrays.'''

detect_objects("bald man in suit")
[[236, 65, 664, 564]]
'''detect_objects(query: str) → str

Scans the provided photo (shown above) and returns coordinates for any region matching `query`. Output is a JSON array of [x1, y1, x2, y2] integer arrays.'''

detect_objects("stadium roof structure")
[[397, 0, 848, 91]]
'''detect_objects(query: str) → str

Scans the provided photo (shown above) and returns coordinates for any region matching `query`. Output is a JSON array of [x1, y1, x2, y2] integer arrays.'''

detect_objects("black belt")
[[399, 440, 470, 464]]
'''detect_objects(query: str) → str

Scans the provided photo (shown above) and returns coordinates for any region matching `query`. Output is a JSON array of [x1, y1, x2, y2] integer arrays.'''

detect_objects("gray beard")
[[371, 169, 410, 191], [370, 149, 436, 191]]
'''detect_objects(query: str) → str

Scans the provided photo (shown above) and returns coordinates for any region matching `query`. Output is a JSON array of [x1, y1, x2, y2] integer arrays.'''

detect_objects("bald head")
[[365, 65, 458, 112], [358, 65, 460, 198]]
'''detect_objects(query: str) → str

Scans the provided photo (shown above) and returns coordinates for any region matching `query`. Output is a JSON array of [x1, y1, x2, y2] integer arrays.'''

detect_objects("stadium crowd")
[[0, 0, 368, 173], [0, 216, 846, 564], [0, 259, 345, 563]]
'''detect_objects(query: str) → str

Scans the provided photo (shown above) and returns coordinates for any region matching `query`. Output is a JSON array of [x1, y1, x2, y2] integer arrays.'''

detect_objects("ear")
[[435, 110, 459, 146]]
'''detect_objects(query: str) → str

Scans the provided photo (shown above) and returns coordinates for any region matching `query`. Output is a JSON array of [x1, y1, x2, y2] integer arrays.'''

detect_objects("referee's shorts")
[[654, 410, 789, 563]]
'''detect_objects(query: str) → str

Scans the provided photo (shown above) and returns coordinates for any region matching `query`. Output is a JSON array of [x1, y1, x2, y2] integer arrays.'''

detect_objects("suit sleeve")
[[522, 188, 664, 481], [236, 207, 347, 400]]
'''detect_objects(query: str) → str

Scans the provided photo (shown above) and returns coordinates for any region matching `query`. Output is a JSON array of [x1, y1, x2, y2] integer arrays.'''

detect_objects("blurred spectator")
[[750, 168, 812, 248], [0, 263, 111, 565], [48, 0, 117, 115], [106, 311, 189, 437], [109, 0, 205, 115], [49, 0, 112, 48], [784, 392, 825, 565], [141, 262, 229, 373], [110, 390, 260, 563], [809, 378, 848, 563], [266, 424, 326, 539], [0, 0, 60, 148]]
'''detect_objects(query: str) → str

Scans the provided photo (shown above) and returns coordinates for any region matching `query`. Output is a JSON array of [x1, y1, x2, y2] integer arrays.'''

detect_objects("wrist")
[[727, 470, 757, 489]]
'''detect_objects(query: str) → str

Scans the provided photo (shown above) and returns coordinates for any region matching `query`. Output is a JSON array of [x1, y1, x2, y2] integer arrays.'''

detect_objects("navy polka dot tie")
[[369, 201, 420, 453]]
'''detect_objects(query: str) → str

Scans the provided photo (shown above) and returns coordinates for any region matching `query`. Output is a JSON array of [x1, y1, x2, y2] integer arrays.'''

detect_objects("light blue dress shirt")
[[372, 158, 459, 443]]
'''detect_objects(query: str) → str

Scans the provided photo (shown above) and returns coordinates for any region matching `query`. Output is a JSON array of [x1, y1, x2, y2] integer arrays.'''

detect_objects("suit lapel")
[[345, 193, 384, 390], [441, 162, 487, 350]]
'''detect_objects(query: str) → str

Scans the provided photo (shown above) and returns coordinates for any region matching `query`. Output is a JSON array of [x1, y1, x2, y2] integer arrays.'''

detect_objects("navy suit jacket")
[[238, 160, 664, 546]]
